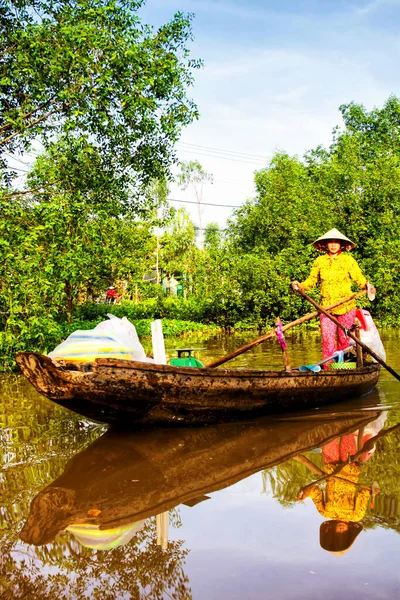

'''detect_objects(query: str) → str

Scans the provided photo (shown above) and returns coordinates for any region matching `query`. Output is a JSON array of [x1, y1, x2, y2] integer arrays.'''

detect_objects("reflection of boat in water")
[[15, 352, 381, 425], [20, 401, 382, 547]]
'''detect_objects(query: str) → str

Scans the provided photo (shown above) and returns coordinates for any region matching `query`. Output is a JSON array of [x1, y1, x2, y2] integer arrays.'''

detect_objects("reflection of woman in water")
[[300, 434, 375, 521], [297, 413, 386, 555]]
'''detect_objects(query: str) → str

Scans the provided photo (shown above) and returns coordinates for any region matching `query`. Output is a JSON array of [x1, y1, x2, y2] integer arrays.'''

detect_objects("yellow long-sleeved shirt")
[[306, 464, 371, 522], [300, 253, 367, 315]]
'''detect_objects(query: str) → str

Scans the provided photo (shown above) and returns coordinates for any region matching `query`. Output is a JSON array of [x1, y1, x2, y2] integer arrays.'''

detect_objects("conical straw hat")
[[312, 228, 355, 250]]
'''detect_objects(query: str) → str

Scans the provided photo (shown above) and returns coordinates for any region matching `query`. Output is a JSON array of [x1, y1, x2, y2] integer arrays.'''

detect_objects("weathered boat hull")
[[15, 352, 381, 425], [20, 407, 381, 545]]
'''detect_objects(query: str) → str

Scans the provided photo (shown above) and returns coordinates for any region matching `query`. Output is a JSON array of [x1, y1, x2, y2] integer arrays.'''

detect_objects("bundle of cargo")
[[48, 314, 152, 368]]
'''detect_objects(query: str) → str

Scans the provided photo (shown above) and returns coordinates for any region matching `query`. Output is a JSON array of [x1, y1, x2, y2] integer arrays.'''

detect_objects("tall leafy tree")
[[160, 207, 198, 282], [177, 160, 213, 247], [0, 0, 201, 194], [0, 1, 202, 364], [0, 138, 158, 366], [223, 97, 400, 325]]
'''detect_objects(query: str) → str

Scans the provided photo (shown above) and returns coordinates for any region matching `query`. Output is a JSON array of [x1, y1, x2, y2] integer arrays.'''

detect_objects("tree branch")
[[0, 108, 58, 147], [1, 180, 61, 199], [0, 97, 55, 134]]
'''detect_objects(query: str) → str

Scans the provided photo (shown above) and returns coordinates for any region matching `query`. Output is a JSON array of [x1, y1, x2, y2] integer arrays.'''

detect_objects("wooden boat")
[[15, 351, 381, 425], [19, 405, 381, 546]]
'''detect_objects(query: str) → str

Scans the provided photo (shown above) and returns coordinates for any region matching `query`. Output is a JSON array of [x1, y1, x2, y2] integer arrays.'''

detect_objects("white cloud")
[[353, 0, 400, 16], [171, 35, 398, 229], [276, 85, 312, 104], [146, 0, 290, 23]]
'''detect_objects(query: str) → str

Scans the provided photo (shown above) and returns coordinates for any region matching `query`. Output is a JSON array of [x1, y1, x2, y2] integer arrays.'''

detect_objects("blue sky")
[[139, 0, 400, 228]]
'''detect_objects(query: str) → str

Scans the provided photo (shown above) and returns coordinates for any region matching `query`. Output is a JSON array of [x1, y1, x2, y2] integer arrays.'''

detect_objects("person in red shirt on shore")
[[105, 286, 117, 304]]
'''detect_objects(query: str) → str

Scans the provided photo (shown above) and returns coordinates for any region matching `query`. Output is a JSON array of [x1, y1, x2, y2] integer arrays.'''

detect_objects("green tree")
[[192, 222, 228, 299], [160, 207, 199, 283], [204, 222, 222, 251], [0, 139, 158, 366], [1, 0, 201, 194], [224, 97, 400, 326], [228, 152, 334, 255], [0, 1, 203, 364]]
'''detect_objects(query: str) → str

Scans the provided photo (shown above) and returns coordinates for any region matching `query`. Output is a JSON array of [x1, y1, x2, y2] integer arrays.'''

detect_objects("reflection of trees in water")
[[0, 379, 192, 599], [372, 494, 400, 519], [363, 494, 400, 534], [1, 515, 192, 600], [0, 376, 104, 530], [360, 427, 400, 496], [262, 416, 400, 532], [262, 461, 317, 508], [360, 428, 400, 532]]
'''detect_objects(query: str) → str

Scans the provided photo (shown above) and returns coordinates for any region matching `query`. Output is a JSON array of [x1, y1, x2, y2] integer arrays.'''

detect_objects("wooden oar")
[[295, 288, 400, 382], [206, 290, 366, 369]]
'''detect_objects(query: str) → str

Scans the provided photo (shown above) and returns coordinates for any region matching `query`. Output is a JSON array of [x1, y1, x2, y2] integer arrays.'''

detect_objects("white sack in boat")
[[357, 309, 386, 363], [95, 314, 149, 363]]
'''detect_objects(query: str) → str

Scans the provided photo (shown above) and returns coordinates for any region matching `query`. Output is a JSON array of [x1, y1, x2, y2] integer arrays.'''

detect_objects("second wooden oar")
[[295, 288, 400, 383], [206, 290, 366, 369]]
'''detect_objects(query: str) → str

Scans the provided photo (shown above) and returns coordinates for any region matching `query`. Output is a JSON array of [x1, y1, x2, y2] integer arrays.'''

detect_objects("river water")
[[1, 331, 400, 599]]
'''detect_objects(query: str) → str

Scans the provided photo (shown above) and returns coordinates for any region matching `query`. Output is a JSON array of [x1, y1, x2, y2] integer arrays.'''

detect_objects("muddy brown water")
[[1, 330, 400, 599]]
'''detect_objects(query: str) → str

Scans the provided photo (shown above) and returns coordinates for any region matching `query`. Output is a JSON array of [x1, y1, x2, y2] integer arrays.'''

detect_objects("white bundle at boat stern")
[[48, 314, 152, 365], [356, 309, 386, 362]]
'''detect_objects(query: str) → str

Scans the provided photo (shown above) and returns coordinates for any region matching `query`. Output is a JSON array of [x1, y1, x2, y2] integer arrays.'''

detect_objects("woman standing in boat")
[[291, 228, 375, 366]]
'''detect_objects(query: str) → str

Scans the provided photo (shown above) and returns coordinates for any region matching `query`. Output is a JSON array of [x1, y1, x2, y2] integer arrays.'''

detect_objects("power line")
[[176, 147, 266, 165], [176, 143, 267, 163], [214, 178, 252, 186], [5, 166, 29, 173], [177, 141, 269, 161], [168, 197, 241, 208]]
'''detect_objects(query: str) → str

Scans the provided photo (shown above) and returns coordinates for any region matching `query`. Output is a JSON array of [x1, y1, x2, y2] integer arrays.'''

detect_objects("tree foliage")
[[160, 207, 199, 279], [0, 0, 203, 366], [1, 0, 201, 191], [0, 137, 158, 356], [223, 96, 400, 326]]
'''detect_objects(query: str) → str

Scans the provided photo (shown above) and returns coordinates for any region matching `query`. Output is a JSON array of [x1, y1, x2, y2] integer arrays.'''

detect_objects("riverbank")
[[1, 296, 395, 371]]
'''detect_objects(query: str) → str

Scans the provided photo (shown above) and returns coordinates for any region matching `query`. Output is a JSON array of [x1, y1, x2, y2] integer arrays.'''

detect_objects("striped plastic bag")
[[48, 329, 137, 364]]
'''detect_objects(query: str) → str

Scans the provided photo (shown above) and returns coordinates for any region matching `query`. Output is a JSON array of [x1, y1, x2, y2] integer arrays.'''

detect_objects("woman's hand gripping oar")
[[293, 286, 400, 382]]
